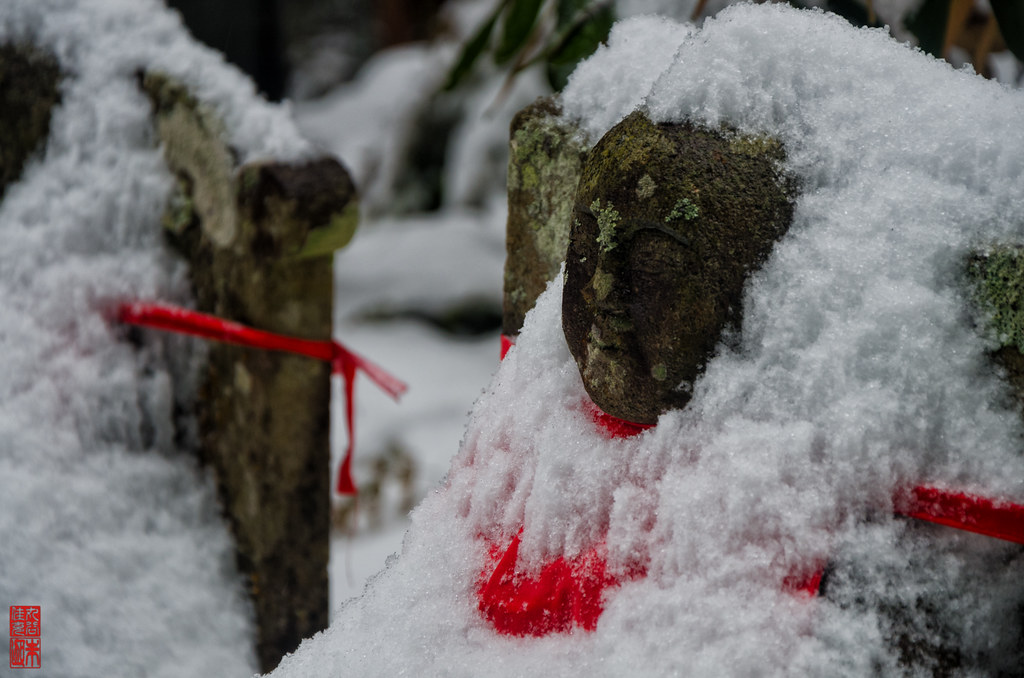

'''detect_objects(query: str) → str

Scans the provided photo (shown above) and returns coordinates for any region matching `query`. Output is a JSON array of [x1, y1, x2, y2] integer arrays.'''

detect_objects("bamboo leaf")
[[943, 0, 974, 57], [443, 3, 505, 91], [906, 0, 952, 58], [495, 0, 545, 65], [546, 3, 613, 66], [556, 0, 588, 26], [821, 0, 882, 28], [990, 0, 1024, 64]]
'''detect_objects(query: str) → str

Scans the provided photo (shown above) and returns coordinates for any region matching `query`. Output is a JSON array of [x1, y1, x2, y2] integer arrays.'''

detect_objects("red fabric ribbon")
[[894, 485, 1024, 545], [478, 532, 621, 636], [117, 302, 407, 495]]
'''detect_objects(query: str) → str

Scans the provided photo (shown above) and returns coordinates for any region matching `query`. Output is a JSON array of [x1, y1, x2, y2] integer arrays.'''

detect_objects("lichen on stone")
[[503, 96, 588, 335], [590, 268, 615, 302], [592, 198, 620, 253], [727, 131, 783, 159], [967, 245, 1024, 353], [966, 244, 1024, 421], [667, 197, 699, 222], [651, 363, 668, 381], [162, 175, 197, 236], [143, 71, 239, 249], [636, 174, 657, 200], [141, 69, 358, 671]]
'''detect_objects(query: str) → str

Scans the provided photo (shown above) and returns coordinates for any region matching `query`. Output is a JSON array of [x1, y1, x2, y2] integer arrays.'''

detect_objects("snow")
[[4, 0, 1024, 674], [332, 206, 506, 320], [272, 5, 1024, 677], [295, 45, 449, 216], [0, 0, 320, 675], [327, 205, 506, 605], [292, 33, 549, 216]]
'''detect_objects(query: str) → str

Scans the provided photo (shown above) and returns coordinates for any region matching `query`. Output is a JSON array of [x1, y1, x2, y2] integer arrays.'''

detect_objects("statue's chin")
[[581, 342, 660, 425]]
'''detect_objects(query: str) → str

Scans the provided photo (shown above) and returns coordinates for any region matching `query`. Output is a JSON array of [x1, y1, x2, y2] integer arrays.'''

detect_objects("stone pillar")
[[0, 45, 60, 199], [502, 96, 588, 337], [142, 72, 357, 673]]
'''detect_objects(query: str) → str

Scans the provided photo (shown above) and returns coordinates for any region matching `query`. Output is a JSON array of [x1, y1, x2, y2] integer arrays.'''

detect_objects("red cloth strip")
[[500, 334, 515, 360], [895, 485, 1024, 545], [478, 533, 618, 636], [583, 398, 655, 438], [118, 302, 407, 495]]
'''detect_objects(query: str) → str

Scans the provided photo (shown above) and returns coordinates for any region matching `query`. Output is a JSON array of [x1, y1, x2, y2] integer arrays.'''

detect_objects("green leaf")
[[443, 3, 504, 91], [821, 0, 881, 28], [556, 0, 589, 26], [546, 3, 613, 67], [495, 0, 545, 65], [905, 0, 952, 57], [545, 62, 576, 91], [990, 0, 1024, 64]]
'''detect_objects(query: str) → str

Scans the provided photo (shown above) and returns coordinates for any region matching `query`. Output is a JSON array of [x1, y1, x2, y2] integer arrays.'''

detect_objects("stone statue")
[[562, 111, 796, 424]]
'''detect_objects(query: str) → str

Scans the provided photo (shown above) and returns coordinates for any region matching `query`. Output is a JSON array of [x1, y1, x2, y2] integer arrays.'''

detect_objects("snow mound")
[[272, 5, 1024, 676], [0, 0, 316, 675]]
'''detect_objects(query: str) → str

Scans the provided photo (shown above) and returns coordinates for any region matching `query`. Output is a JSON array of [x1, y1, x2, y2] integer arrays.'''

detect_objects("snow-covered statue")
[[554, 110, 1021, 673], [272, 5, 1024, 677]]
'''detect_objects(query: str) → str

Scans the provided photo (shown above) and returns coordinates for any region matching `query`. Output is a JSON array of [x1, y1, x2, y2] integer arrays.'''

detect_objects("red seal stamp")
[[9, 606, 41, 669]]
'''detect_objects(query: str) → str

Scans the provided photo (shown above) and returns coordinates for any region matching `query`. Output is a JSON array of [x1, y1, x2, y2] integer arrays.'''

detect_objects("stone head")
[[562, 111, 795, 424]]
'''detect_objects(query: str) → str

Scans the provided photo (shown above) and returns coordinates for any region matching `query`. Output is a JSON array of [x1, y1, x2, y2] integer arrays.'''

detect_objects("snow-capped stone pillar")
[[142, 71, 356, 673]]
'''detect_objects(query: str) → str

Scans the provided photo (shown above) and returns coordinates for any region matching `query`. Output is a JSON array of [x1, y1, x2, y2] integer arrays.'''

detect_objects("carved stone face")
[[562, 112, 795, 424]]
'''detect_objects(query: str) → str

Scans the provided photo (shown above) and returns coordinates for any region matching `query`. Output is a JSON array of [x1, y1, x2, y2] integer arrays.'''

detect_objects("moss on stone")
[[143, 71, 239, 248], [651, 363, 668, 381], [294, 201, 359, 259], [591, 268, 615, 302], [727, 132, 784, 159], [592, 198, 620, 253], [576, 112, 677, 198], [636, 174, 656, 200], [968, 246, 1024, 353]]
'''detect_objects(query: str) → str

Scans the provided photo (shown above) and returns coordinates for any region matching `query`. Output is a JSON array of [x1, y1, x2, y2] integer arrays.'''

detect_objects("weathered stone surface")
[[143, 71, 356, 673], [0, 45, 61, 199], [563, 111, 795, 424], [966, 245, 1024, 409], [503, 96, 588, 336]]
